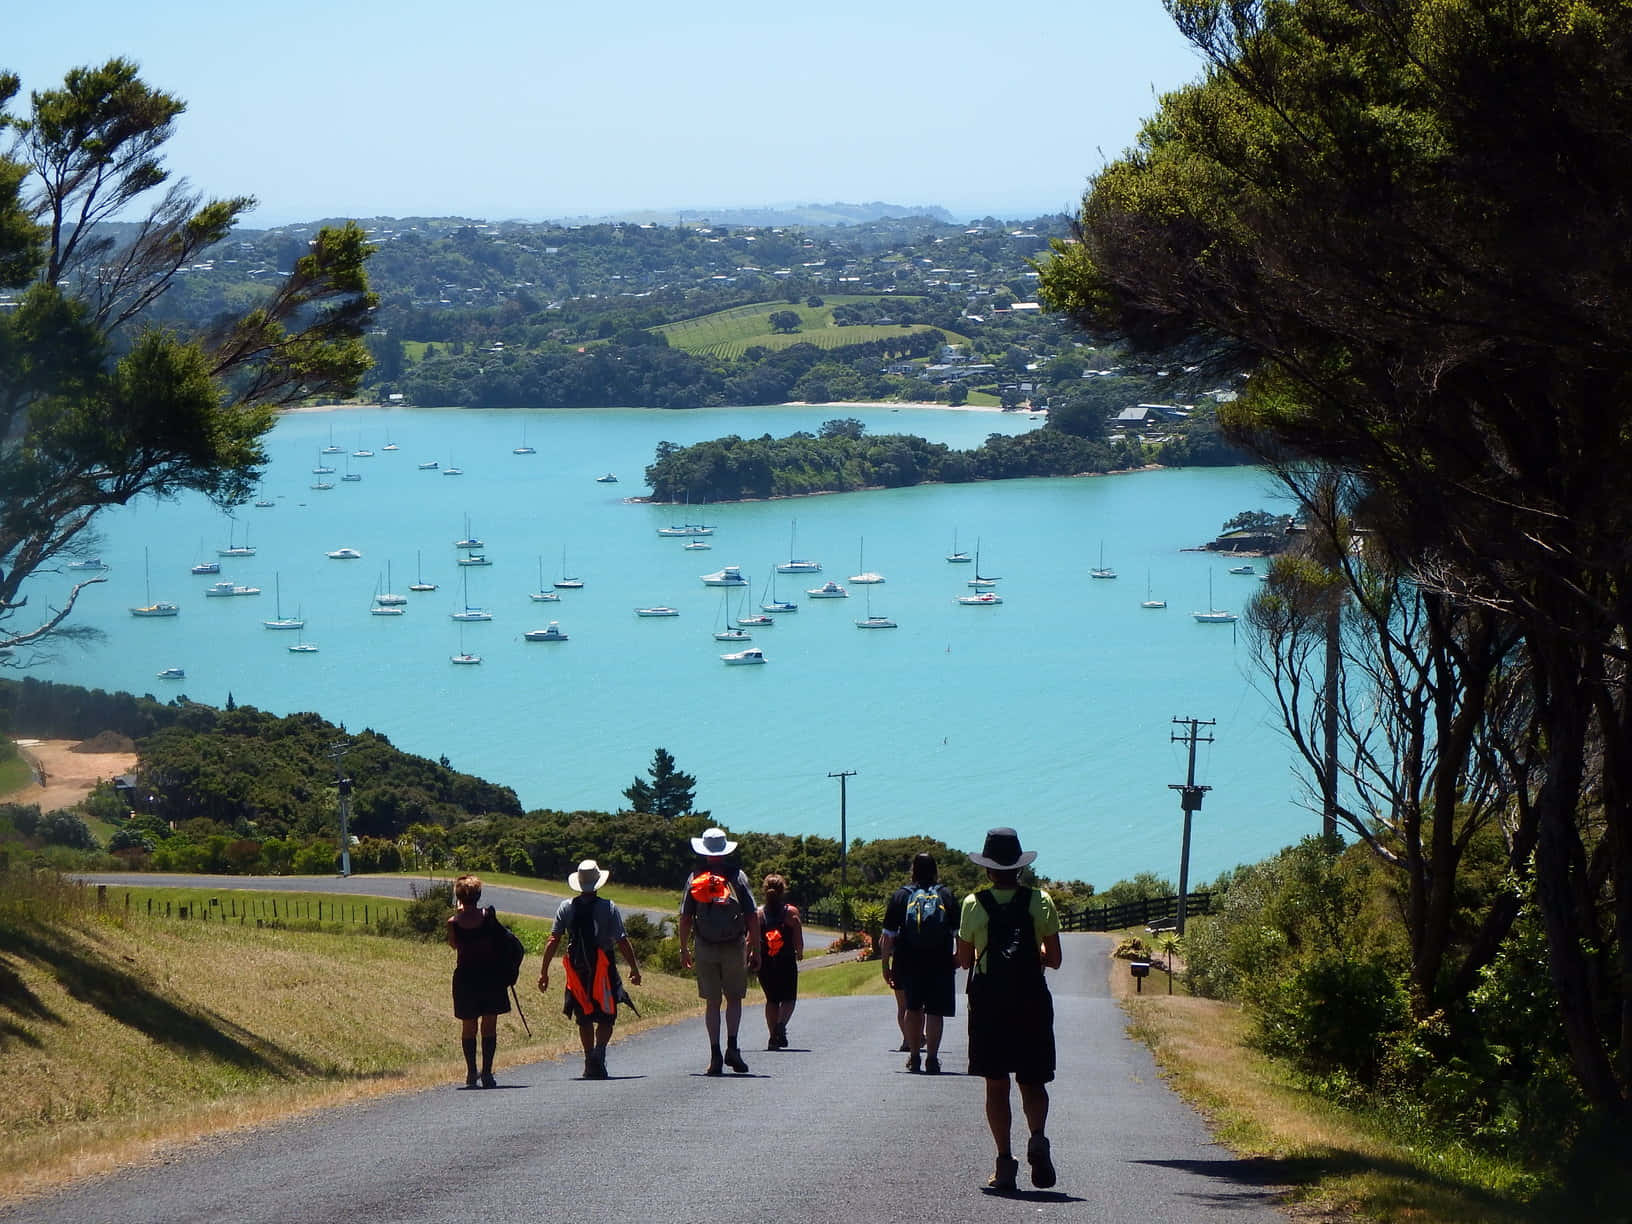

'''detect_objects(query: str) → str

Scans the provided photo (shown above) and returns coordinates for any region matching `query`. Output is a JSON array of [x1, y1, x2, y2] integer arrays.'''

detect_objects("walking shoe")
[[986, 1155, 1020, 1193], [924, 1054, 942, 1075], [584, 1051, 609, 1080], [723, 1045, 750, 1074], [905, 1051, 922, 1073], [479, 1071, 497, 1090], [767, 1034, 779, 1051], [1026, 1133, 1056, 1189], [897, 1041, 910, 1052], [706, 1047, 724, 1076], [774, 1023, 789, 1049], [465, 1071, 479, 1088]]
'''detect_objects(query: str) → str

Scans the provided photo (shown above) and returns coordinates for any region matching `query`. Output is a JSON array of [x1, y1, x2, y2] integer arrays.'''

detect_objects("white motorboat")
[[190, 560, 220, 576], [701, 566, 749, 587], [721, 647, 766, 665], [855, 614, 898, 629], [66, 558, 110, 572], [157, 666, 186, 679], [288, 641, 319, 653], [327, 547, 362, 560], [457, 554, 492, 567], [956, 591, 1003, 606], [1229, 563, 1257, 575], [310, 480, 335, 491], [807, 580, 849, 599], [596, 473, 618, 483], [849, 536, 885, 584], [683, 539, 712, 551], [204, 581, 260, 597], [524, 621, 568, 642], [635, 606, 679, 617], [777, 519, 821, 573], [418, 459, 439, 470]]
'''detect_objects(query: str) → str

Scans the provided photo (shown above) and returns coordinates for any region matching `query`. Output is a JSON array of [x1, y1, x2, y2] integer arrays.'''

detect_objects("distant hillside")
[[540, 202, 959, 227]]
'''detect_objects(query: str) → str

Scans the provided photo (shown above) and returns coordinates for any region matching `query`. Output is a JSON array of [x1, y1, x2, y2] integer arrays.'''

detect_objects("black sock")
[[461, 1037, 477, 1075], [481, 1033, 496, 1073]]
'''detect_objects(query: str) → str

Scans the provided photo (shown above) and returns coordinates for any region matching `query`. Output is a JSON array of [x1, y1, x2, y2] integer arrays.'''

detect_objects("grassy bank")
[[1112, 973, 1552, 1222], [0, 876, 881, 1206]]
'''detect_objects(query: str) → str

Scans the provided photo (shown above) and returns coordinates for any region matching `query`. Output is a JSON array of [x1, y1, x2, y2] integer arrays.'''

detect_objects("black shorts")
[[966, 975, 1054, 1083], [899, 963, 956, 1018], [758, 953, 799, 1005]]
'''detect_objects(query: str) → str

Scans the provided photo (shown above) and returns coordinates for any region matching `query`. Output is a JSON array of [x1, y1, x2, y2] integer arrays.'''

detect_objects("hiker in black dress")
[[447, 873, 511, 1088], [756, 873, 804, 1050]]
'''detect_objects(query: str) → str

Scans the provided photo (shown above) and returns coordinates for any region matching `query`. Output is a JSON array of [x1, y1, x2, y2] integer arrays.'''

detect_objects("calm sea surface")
[[28, 404, 1309, 889]]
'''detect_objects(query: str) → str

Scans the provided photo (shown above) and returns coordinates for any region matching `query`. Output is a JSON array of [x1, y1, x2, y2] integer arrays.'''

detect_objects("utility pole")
[[829, 769, 856, 943], [329, 739, 353, 877], [1168, 717, 1214, 935]]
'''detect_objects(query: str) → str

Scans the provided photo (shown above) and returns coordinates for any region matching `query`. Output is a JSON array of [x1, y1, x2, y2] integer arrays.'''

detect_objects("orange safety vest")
[[564, 943, 615, 1016]]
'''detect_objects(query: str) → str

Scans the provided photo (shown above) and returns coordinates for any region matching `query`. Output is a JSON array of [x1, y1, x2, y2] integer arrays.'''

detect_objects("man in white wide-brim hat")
[[954, 827, 1063, 1194], [537, 858, 642, 1079], [678, 827, 761, 1075]]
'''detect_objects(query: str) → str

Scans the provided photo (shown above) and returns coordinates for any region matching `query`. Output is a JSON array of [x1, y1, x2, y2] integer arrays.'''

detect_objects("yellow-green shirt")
[[957, 887, 1059, 973]]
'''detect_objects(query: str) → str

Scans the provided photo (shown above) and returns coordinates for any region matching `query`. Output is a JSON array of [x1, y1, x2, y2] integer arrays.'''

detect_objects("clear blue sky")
[[10, 1, 1204, 226]]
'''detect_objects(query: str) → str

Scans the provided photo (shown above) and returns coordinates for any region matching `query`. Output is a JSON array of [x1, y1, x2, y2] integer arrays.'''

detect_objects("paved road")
[[9, 931, 1290, 1223]]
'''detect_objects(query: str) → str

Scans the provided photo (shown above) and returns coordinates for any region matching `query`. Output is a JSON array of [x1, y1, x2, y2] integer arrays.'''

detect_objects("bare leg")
[[704, 1000, 722, 1046], [925, 1013, 945, 1056], [1018, 1082, 1050, 1137], [905, 1007, 927, 1053], [983, 1076, 1013, 1156], [724, 994, 743, 1045], [765, 998, 778, 1038], [577, 1022, 595, 1055]]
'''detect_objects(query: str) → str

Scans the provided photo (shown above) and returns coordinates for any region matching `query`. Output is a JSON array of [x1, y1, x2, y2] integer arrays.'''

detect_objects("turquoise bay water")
[[29, 405, 1307, 888]]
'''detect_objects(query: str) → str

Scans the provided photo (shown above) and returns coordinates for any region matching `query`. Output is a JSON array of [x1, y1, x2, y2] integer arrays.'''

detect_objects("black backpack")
[[975, 888, 1043, 990], [488, 907, 526, 987]]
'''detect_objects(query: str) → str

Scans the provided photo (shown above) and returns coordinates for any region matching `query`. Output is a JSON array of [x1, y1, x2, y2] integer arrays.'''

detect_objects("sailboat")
[[456, 516, 483, 550], [1141, 571, 1167, 610], [1090, 542, 1117, 579], [776, 520, 821, 573], [530, 556, 563, 603], [369, 575, 405, 616], [287, 623, 319, 653], [341, 453, 362, 482], [451, 623, 481, 665], [374, 562, 408, 610], [381, 429, 400, 453], [1191, 571, 1238, 623], [190, 538, 220, 576], [947, 529, 972, 564], [451, 566, 493, 621], [130, 547, 180, 617], [760, 569, 798, 614], [513, 420, 536, 455], [263, 574, 305, 630], [967, 540, 1000, 588], [714, 589, 752, 642], [410, 551, 438, 593], [217, 517, 255, 558], [855, 588, 897, 629], [849, 537, 885, 585], [322, 424, 343, 454], [553, 545, 584, 590]]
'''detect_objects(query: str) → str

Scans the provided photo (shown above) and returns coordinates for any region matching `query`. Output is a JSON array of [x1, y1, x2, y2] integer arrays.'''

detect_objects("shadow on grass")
[[1137, 1152, 1542, 1222], [0, 952, 62, 1048], [8, 924, 321, 1077]]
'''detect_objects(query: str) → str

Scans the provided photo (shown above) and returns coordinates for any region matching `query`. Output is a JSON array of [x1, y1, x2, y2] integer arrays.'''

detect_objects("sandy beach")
[[4, 740, 137, 812]]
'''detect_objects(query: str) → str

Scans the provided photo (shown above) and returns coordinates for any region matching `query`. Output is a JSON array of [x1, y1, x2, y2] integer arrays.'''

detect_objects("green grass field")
[[653, 297, 969, 359]]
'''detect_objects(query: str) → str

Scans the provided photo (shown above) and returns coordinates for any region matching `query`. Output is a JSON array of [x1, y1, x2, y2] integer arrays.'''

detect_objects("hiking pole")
[[510, 986, 531, 1037]]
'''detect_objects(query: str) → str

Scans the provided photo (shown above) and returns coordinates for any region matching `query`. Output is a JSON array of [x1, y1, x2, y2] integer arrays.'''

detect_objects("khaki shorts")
[[693, 938, 748, 1003]]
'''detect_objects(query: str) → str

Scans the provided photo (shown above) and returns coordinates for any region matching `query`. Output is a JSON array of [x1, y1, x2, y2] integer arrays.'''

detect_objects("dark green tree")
[[0, 59, 375, 657], [767, 310, 801, 334], [621, 746, 696, 819], [1039, 0, 1632, 1122]]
